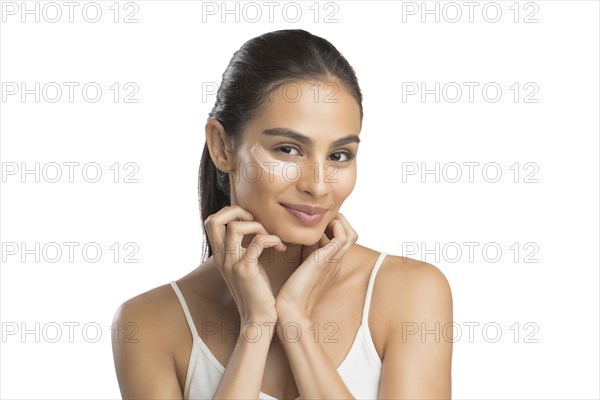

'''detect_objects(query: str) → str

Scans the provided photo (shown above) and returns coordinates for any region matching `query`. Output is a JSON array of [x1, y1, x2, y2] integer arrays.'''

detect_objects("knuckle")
[[252, 235, 270, 245], [227, 220, 241, 231]]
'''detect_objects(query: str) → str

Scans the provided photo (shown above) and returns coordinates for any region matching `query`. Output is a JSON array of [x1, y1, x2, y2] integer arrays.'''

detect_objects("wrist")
[[238, 319, 277, 344], [275, 313, 312, 342], [275, 305, 310, 325]]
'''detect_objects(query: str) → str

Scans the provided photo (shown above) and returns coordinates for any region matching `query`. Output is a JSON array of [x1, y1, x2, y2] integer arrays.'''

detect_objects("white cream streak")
[[249, 142, 302, 179]]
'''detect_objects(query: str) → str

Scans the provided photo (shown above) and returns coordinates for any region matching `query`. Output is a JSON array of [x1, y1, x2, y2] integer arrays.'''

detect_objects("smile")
[[280, 203, 327, 226]]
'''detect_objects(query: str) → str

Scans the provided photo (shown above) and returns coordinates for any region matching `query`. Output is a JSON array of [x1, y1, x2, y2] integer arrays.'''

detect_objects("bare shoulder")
[[380, 254, 452, 299], [111, 283, 186, 398], [373, 253, 453, 341], [370, 254, 454, 397], [362, 252, 454, 397], [112, 283, 182, 342]]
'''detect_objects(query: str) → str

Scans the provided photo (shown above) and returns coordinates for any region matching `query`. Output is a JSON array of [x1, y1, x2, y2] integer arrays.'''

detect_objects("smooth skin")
[[112, 77, 453, 399]]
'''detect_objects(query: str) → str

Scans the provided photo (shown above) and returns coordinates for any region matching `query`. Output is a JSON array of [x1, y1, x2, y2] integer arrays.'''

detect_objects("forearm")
[[277, 314, 355, 399], [213, 320, 275, 399]]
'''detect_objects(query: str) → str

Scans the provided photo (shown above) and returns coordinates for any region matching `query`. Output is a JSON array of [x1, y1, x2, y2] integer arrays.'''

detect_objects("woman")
[[112, 29, 453, 400]]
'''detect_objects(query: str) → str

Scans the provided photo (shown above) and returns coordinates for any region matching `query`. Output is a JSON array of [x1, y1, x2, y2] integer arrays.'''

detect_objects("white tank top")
[[170, 252, 387, 400]]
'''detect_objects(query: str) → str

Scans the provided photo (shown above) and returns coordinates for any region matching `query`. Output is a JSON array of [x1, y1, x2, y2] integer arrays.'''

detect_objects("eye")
[[274, 144, 355, 163], [274, 144, 301, 156], [329, 150, 355, 163]]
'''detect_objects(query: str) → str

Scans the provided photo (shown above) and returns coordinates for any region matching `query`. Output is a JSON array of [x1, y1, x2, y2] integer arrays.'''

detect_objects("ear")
[[205, 119, 235, 173]]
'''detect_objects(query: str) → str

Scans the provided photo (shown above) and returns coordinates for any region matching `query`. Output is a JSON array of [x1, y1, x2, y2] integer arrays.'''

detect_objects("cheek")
[[249, 143, 309, 185], [235, 143, 357, 205], [331, 167, 357, 201], [248, 143, 294, 186], [232, 147, 288, 208]]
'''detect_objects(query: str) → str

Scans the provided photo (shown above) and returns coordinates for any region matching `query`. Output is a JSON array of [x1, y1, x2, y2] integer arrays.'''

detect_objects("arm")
[[378, 261, 453, 399], [276, 312, 355, 399], [113, 293, 275, 400], [212, 320, 276, 399], [112, 300, 183, 399]]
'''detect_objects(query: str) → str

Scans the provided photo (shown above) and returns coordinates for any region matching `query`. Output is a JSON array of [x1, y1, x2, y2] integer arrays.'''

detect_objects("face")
[[230, 78, 362, 245]]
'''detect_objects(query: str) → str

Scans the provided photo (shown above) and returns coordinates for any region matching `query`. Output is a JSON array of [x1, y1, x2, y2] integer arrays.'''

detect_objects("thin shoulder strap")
[[362, 252, 388, 326], [170, 280, 200, 340]]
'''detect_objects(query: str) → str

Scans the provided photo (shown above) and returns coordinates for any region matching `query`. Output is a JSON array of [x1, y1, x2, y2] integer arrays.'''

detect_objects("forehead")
[[244, 79, 362, 142]]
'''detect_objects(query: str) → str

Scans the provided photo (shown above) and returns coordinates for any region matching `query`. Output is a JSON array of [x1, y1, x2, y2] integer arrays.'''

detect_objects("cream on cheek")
[[235, 142, 356, 243], [237, 141, 356, 202], [231, 143, 291, 212], [249, 142, 302, 182], [247, 142, 357, 192]]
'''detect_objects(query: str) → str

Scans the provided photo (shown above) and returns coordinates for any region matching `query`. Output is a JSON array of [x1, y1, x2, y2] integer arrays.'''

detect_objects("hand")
[[274, 213, 358, 320], [204, 205, 286, 325]]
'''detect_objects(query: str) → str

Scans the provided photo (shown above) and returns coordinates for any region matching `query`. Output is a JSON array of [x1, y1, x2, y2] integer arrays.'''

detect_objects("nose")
[[296, 159, 332, 197]]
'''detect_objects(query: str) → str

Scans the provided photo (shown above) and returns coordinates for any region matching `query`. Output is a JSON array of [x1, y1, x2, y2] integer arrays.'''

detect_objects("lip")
[[279, 202, 328, 215], [280, 203, 328, 226]]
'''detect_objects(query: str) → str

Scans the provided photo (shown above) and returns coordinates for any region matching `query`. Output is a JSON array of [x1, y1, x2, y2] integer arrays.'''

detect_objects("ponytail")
[[199, 142, 230, 262]]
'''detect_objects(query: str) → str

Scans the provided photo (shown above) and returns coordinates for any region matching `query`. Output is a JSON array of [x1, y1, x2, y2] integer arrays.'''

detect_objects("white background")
[[1, 1, 598, 399]]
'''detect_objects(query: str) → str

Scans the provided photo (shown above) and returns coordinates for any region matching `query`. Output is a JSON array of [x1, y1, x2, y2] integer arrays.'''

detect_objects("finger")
[[224, 221, 279, 267], [204, 206, 254, 268], [242, 234, 286, 267], [205, 206, 254, 269], [304, 217, 340, 264], [315, 217, 347, 264], [333, 213, 357, 254], [329, 217, 348, 254]]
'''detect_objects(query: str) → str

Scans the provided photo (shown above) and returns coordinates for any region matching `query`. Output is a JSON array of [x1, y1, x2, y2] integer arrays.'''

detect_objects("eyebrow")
[[260, 128, 360, 148]]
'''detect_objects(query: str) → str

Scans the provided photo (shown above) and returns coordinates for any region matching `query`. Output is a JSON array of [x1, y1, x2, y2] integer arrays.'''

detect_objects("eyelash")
[[274, 144, 355, 163]]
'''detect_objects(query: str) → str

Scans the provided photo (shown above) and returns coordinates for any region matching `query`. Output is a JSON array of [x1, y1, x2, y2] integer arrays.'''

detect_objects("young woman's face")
[[232, 79, 362, 246]]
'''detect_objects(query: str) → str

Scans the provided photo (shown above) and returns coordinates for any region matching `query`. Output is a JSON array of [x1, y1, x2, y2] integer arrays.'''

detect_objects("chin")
[[279, 229, 325, 246]]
